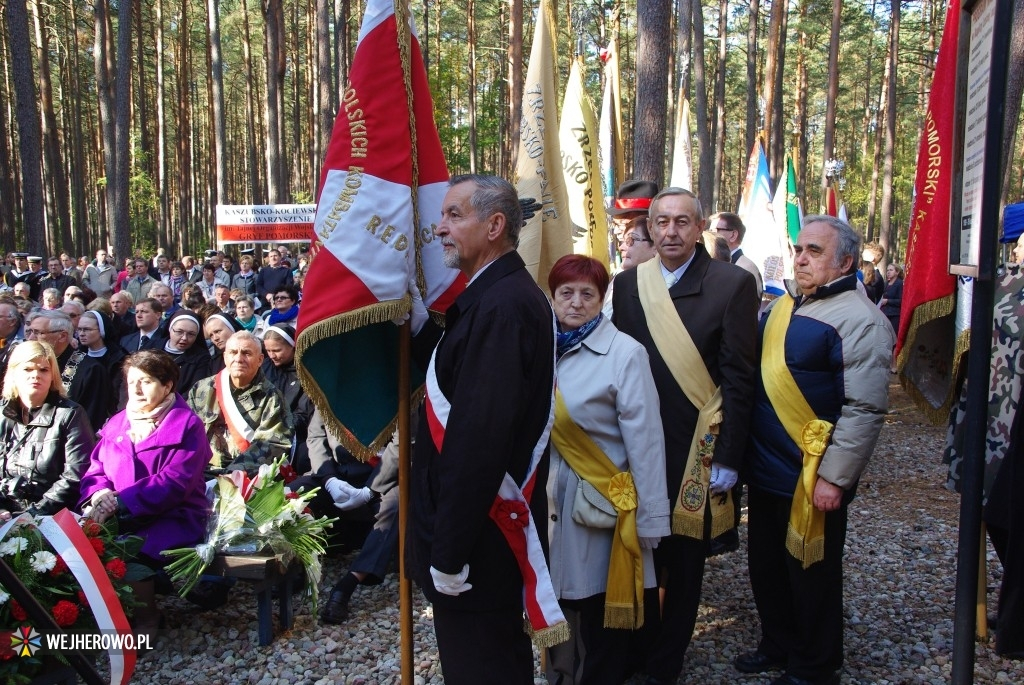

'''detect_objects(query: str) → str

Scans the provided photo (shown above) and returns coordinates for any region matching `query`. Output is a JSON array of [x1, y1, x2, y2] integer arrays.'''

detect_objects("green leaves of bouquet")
[[162, 456, 336, 607]]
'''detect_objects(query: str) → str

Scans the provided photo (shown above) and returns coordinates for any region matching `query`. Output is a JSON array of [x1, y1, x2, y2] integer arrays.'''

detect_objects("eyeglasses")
[[273, 295, 292, 302], [622, 233, 652, 247], [27, 328, 53, 337], [169, 328, 198, 339], [76, 327, 99, 334]]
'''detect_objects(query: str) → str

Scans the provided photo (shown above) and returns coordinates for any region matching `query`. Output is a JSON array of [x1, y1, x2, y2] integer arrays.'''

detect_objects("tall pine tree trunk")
[[745, 0, 759, 160], [692, 0, 713, 211], [7, 0, 46, 254], [316, 0, 332, 186], [878, 0, 899, 264], [761, 0, 783, 174], [507, 0, 524, 174], [209, 0, 227, 206], [712, 0, 727, 209], [820, 0, 841, 208], [635, 0, 670, 185], [113, 0, 132, 261], [264, 0, 286, 204], [242, 0, 263, 204], [32, 0, 72, 253], [95, 0, 116, 251]]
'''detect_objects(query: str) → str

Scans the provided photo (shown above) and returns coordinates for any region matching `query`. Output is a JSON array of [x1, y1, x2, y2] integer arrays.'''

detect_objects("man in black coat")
[[611, 187, 758, 685], [407, 174, 558, 684]]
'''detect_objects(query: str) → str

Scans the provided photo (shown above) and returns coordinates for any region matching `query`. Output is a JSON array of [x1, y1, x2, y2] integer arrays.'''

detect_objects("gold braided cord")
[[394, 0, 427, 305]]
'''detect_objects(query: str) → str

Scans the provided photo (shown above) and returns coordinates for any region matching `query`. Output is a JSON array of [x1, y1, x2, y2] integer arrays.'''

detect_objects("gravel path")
[[130, 381, 1023, 684]]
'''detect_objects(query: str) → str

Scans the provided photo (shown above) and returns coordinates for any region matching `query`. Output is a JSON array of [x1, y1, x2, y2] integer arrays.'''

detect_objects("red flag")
[[895, 0, 962, 422], [296, 0, 462, 457], [824, 185, 839, 218]]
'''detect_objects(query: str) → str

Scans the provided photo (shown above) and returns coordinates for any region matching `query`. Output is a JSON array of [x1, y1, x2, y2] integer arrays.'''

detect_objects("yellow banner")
[[559, 58, 607, 262], [515, 0, 572, 284]]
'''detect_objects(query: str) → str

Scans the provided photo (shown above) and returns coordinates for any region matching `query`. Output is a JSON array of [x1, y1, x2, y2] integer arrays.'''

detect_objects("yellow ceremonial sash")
[[762, 294, 835, 569], [636, 259, 733, 540], [551, 390, 644, 630]]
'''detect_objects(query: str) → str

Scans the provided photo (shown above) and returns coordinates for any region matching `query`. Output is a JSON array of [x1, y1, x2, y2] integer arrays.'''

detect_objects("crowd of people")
[[0, 245, 396, 641], [2, 171, 1001, 685]]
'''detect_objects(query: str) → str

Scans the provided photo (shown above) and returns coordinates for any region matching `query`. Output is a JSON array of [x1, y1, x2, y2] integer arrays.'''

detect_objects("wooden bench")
[[206, 552, 302, 646]]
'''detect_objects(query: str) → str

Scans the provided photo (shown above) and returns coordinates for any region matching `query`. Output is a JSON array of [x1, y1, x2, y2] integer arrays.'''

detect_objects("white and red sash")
[[214, 369, 255, 454], [423, 337, 569, 648]]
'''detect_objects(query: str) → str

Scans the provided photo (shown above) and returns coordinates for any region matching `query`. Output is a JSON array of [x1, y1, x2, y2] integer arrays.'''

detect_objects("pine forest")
[[0, 0, 1022, 264]]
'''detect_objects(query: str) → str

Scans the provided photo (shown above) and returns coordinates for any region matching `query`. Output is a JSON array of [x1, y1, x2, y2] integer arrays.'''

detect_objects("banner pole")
[[397, 321, 413, 684]]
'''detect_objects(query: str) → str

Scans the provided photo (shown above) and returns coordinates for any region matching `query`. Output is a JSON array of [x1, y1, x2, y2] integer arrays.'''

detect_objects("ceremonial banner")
[[559, 57, 607, 260], [598, 36, 624, 207], [737, 142, 787, 287], [767, 154, 800, 287], [669, 95, 693, 190], [778, 156, 802, 245], [296, 0, 460, 458], [516, 0, 572, 284], [896, 0, 963, 423]]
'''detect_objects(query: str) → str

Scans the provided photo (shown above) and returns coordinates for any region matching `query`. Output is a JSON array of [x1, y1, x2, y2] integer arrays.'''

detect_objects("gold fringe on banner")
[[895, 293, 970, 425], [296, 295, 416, 462]]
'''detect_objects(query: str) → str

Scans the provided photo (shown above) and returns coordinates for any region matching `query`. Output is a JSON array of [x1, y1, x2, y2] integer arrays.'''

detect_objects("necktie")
[[665, 273, 677, 288], [139, 335, 151, 351]]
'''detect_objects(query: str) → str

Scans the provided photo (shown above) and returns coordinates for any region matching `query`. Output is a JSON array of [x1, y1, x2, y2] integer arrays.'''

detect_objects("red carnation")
[[82, 520, 103, 537], [89, 537, 105, 556], [52, 600, 79, 628], [10, 601, 27, 622], [49, 555, 69, 577], [105, 558, 127, 580], [78, 590, 90, 608], [285, 491, 299, 500], [279, 464, 298, 484]]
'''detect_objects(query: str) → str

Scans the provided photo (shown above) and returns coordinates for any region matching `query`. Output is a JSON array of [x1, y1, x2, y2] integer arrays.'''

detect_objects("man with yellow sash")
[[735, 216, 893, 685], [610, 187, 758, 685]]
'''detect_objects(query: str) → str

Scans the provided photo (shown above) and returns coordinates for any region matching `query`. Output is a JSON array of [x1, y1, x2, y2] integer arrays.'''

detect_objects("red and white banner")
[[296, 0, 462, 458], [896, 0, 963, 422]]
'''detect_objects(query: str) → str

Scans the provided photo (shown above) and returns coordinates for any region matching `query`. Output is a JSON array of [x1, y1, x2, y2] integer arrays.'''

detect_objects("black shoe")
[[321, 590, 350, 624], [735, 651, 787, 674], [772, 672, 840, 685], [185, 580, 231, 611]]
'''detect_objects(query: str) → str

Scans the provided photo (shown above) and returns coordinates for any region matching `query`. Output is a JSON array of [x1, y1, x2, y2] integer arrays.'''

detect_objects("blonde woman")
[[0, 341, 95, 521]]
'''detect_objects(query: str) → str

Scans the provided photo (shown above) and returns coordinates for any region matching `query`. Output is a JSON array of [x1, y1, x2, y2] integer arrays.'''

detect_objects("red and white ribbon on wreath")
[[0, 509, 135, 685]]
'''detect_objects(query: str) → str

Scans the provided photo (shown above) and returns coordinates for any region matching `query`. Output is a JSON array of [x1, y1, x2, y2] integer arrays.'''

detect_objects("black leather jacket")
[[0, 393, 96, 515]]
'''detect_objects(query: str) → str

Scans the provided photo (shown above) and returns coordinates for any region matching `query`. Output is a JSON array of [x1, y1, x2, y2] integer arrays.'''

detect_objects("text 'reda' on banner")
[[559, 57, 608, 263], [896, 0, 963, 424], [295, 0, 461, 460], [515, 0, 573, 286]]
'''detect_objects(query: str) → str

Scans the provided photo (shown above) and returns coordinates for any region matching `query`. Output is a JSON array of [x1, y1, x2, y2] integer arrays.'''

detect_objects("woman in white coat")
[[545, 255, 671, 685]]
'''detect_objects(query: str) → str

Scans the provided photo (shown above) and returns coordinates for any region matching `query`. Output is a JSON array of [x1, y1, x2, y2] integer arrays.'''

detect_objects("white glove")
[[709, 464, 739, 494], [325, 478, 374, 511], [639, 536, 661, 550], [390, 276, 428, 335], [430, 564, 473, 596]]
